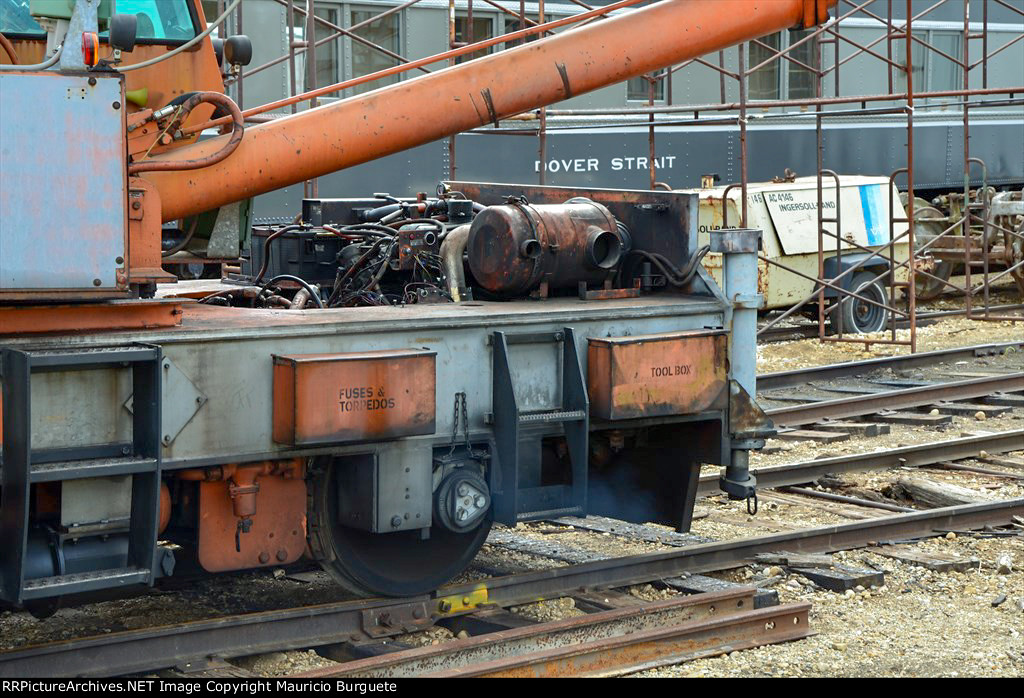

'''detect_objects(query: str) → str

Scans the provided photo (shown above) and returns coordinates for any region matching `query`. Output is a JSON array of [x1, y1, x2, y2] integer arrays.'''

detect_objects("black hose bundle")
[[622, 245, 711, 289]]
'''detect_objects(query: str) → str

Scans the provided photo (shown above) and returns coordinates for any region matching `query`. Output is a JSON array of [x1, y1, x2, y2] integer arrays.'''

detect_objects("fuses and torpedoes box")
[[272, 349, 437, 445]]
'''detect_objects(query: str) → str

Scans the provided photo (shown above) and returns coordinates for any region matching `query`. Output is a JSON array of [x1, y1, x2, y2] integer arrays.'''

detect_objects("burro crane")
[[0, 0, 834, 613]]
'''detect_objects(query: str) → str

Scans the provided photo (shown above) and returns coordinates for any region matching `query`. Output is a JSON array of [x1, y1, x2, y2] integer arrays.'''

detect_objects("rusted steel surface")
[[766, 373, 1024, 427], [144, 0, 838, 221], [126, 177, 177, 286], [272, 350, 437, 445], [452, 182, 698, 271], [467, 198, 623, 296], [194, 469, 307, 573], [5, 17, 223, 149], [0, 300, 182, 335], [301, 588, 758, 678], [428, 603, 812, 677], [588, 330, 728, 420]]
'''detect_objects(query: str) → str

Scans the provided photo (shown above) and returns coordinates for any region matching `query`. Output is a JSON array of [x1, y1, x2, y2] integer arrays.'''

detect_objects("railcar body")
[[0, 0, 831, 612]]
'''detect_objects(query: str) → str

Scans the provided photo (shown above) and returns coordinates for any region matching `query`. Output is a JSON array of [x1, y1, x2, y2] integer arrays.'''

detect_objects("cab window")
[[0, 0, 44, 36], [115, 0, 197, 41], [0, 0, 198, 43]]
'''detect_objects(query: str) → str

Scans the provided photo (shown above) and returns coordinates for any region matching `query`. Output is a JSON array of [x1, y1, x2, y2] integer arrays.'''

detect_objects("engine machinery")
[[0, 0, 835, 615]]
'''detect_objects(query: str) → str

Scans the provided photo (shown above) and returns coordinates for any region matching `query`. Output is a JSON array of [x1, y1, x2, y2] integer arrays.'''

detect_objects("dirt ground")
[[759, 314, 1022, 373], [758, 282, 1022, 373]]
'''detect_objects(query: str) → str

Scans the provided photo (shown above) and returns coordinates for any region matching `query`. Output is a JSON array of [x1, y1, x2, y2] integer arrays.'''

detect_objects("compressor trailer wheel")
[[830, 271, 889, 335], [307, 458, 492, 597]]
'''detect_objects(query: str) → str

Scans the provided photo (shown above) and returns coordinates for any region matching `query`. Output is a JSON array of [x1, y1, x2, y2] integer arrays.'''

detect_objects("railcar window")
[[788, 29, 820, 100], [895, 32, 928, 93], [454, 14, 493, 63], [349, 7, 400, 95], [290, 4, 342, 93], [895, 30, 964, 101], [928, 31, 964, 94], [627, 73, 665, 101], [748, 32, 782, 100], [503, 15, 539, 49]]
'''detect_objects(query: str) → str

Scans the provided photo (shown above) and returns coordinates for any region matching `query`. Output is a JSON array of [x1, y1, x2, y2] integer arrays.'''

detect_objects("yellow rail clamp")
[[436, 585, 489, 614]]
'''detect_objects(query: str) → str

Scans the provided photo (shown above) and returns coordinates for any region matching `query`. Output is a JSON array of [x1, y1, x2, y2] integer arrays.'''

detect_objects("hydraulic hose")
[[0, 33, 19, 64], [253, 224, 304, 284], [0, 42, 61, 71], [128, 92, 244, 174]]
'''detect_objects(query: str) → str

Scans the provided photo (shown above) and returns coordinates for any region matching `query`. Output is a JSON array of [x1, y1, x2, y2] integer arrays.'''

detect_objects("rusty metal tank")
[[466, 198, 630, 296]]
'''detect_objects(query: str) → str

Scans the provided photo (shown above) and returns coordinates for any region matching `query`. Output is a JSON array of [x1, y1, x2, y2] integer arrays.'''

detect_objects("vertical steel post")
[[538, 0, 547, 185], [712, 228, 763, 503], [305, 0, 318, 198], [447, 0, 456, 180], [235, 1, 244, 110], [738, 44, 748, 227], [648, 74, 657, 189], [906, 0, 916, 352]]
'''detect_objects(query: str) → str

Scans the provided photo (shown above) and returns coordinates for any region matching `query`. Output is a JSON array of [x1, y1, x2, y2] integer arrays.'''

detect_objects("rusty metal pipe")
[[145, 0, 836, 222], [440, 224, 472, 301]]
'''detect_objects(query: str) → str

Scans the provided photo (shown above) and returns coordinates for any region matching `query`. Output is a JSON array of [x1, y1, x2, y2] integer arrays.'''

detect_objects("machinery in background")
[[691, 175, 913, 335], [0, 0, 835, 614], [913, 188, 1024, 300], [230, 187, 707, 311]]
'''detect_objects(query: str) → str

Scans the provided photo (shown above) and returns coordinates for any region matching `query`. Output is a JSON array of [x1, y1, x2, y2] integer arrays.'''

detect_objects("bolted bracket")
[[124, 357, 206, 447], [729, 381, 776, 441], [731, 292, 764, 310], [361, 602, 433, 637]]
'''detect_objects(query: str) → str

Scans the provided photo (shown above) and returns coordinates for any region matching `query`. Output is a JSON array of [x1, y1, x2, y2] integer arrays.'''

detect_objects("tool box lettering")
[[651, 364, 693, 378]]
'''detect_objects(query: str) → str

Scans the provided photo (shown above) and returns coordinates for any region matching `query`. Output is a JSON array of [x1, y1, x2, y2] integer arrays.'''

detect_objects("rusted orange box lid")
[[272, 349, 436, 445], [588, 329, 728, 421]]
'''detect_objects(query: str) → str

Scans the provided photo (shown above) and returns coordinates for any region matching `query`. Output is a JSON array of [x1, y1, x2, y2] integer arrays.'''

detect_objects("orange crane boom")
[[144, 0, 835, 222]]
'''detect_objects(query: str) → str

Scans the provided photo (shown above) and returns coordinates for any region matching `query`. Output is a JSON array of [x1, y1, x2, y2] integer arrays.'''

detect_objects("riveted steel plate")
[[124, 357, 206, 446], [0, 72, 127, 297]]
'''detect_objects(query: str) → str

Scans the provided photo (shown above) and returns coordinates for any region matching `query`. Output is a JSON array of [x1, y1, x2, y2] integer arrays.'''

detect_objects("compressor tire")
[[830, 271, 889, 335]]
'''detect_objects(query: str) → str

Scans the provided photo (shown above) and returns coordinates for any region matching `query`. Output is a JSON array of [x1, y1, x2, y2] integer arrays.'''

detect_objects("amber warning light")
[[82, 32, 100, 66]]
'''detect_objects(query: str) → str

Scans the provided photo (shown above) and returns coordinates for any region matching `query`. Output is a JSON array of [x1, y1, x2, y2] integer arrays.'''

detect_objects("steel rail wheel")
[[1007, 219, 1024, 297], [307, 457, 492, 597], [911, 200, 955, 301]]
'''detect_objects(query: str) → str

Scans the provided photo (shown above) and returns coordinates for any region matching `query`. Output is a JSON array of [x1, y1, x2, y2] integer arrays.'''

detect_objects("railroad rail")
[[1, 496, 1020, 678], [290, 588, 804, 678], [757, 305, 1024, 344], [757, 340, 1024, 391], [764, 373, 1024, 427], [695, 429, 1024, 497], [770, 372, 1024, 427], [296, 591, 810, 678]]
